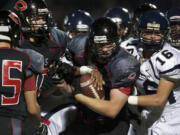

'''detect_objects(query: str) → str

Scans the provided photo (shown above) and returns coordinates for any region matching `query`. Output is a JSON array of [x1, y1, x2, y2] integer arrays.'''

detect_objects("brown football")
[[80, 74, 105, 99]]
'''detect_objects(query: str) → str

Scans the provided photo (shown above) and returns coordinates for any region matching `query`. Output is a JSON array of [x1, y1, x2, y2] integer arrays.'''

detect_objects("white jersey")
[[136, 42, 180, 113], [120, 37, 140, 60]]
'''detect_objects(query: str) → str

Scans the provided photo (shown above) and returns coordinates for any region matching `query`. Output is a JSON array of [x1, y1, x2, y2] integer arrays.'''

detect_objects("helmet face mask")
[[167, 8, 180, 49], [14, 0, 50, 38], [138, 11, 169, 58], [140, 29, 164, 46], [26, 9, 48, 31], [169, 24, 180, 48], [95, 43, 116, 59]]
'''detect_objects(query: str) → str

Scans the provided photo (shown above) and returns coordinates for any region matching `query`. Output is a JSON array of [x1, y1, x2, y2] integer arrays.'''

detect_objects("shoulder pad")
[[67, 34, 88, 56], [18, 48, 44, 74], [150, 43, 180, 81], [108, 50, 140, 88], [50, 27, 70, 53]]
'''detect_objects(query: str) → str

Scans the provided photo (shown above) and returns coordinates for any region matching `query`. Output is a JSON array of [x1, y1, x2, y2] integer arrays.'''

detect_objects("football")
[[80, 74, 105, 99]]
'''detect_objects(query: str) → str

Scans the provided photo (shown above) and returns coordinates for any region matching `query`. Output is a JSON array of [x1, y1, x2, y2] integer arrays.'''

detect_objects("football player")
[[14, 0, 75, 135], [104, 7, 140, 61], [166, 7, 180, 49], [63, 9, 94, 39], [14, 0, 69, 96], [128, 10, 180, 135], [0, 10, 46, 135], [62, 17, 140, 135], [132, 2, 158, 38]]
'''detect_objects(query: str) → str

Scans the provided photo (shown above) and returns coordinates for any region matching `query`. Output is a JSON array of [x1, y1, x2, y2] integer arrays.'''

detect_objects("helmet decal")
[[9, 13, 20, 24], [15, 0, 28, 11]]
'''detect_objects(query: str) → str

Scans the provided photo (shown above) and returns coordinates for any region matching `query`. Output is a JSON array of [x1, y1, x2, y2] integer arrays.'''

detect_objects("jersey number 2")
[[2, 60, 22, 105]]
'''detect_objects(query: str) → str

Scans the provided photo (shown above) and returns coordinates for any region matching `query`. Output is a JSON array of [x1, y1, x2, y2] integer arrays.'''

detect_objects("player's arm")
[[75, 88, 129, 118], [24, 74, 41, 127], [128, 79, 174, 106]]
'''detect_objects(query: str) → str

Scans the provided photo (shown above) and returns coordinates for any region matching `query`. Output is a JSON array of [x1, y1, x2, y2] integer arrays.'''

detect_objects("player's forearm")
[[28, 103, 41, 127], [128, 94, 166, 106], [75, 94, 119, 118]]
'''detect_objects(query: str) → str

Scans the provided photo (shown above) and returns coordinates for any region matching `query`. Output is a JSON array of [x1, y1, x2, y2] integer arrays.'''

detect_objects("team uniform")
[[61, 33, 140, 135], [50, 27, 70, 54], [22, 38, 62, 93], [21, 33, 71, 135], [136, 42, 180, 135], [120, 37, 140, 61], [21, 37, 66, 135], [0, 47, 43, 135]]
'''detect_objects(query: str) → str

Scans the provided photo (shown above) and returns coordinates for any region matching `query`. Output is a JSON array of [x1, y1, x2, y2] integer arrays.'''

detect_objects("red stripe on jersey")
[[41, 117, 51, 125], [118, 87, 131, 96], [43, 69, 48, 75], [23, 74, 37, 91]]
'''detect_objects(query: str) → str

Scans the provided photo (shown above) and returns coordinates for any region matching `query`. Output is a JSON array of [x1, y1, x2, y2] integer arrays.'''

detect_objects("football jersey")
[[50, 27, 70, 54], [22, 39, 62, 92], [67, 33, 140, 125], [136, 42, 180, 112], [67, 34, 88, 66], [120, 37, 140, 61], [22, 39, 61, 68], [0, 48, 32, 120]]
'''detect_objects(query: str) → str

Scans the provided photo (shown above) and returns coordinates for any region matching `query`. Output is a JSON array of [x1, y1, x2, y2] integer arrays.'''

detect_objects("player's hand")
[[90, 70, 105, 90], [71, 77, 82, 96], [40, 74, 54, 91], [57, 62, 75, 84], [36, 122, 48, 135], [141, 109, 151, 120]]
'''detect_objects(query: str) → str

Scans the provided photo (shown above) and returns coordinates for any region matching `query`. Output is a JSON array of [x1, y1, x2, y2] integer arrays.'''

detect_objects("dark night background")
[[1, 0, 180, 30]]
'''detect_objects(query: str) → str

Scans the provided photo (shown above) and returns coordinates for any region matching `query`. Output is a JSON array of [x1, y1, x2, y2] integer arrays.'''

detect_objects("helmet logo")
[[94, 36, 108, 44], [15, 0, 28, 11], [76, 24, 89, 31], [111, 17, 122, 24], [170, 16, 180, 20], [147, 23, 160, 30], [128, 73, 136, 79], [9, 13, 20, 24]]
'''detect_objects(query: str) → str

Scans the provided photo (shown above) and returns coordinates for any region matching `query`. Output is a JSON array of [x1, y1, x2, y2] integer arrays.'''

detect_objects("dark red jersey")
[[0, 47, 34, 120]]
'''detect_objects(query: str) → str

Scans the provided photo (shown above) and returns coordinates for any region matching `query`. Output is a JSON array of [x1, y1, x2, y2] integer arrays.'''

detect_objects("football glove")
[[71, 77, 82, 96], [36, 122, 48, 135]]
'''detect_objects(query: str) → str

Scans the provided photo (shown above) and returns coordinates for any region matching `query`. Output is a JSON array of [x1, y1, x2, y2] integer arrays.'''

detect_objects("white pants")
[[41, 105, 77, 135], [127, 124, 135, 135], [148, 109, 180, 135]]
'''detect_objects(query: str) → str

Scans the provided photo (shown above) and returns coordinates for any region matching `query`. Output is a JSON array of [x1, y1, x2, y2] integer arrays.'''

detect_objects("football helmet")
[[14, 0, 50, 38], [133, 3, 158, 37], [0, 10, 22, 47], [138, 11, 169, 58], [63, 9, 93, 38], [104, 7, 131, 40], [89, 17, 119, 63], [166, 7, 180, 49]]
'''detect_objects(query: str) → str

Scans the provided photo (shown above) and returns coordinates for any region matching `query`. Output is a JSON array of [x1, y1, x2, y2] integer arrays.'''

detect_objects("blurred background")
[[1, 0, 180, 29]]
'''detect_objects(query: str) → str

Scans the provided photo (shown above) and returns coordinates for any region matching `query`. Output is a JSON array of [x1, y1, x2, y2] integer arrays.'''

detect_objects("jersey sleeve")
[[19, 48, 44, 77], [120, 38, 140, 60], [158, 53, 180, 82], [156, 49, 180, 82], [23, 74, 37, 91], [109, 55, 140, 89]]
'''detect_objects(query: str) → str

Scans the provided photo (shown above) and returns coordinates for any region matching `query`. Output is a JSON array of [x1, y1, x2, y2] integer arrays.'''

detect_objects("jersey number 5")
[[2, 60, 22, 105]]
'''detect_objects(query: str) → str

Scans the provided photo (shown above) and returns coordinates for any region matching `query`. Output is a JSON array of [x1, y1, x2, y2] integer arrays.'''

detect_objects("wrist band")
[[128, 96, 138, 105], [79, 66, 93, 75]]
